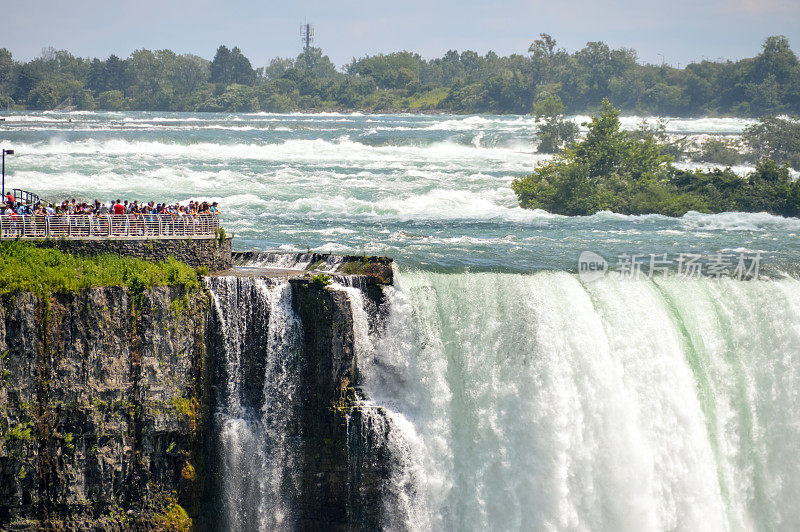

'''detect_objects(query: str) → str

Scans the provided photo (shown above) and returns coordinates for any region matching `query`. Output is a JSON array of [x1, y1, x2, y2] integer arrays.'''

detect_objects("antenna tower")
[[301, 23, 314, 52]]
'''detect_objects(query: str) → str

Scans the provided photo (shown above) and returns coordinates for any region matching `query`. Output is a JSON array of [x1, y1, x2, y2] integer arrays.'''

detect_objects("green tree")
[[104, 55, 129, 92], [296, 47, 338, 79], [265, 57, 294, 80], [514, 100, 800, 216], [214, 83, 258, 111], [97, 90, 127, 110], [210, 45, 256, 86], [744, 116, 800, 170], [2, 35, 800, 116], [484, 70, 529, 113], [529, 33, 562, 85], [532, 92, 578, 153], [27, 80, 59, 109], [753, 36, 798, 86], [12, 63, 41, 103], [696, 138, 743, 166], [0, 48, 14, 89], [171, 54, 209, 93], [348, 52, 420, 89], [73, 89, 95, 110], [514, 99, 687, 216]]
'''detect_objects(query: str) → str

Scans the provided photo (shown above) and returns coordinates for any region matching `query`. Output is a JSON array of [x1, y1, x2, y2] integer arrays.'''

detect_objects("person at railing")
[[0, 205, 21, 238], [134, 203, 146, 235], [2, 197, 219, 228], [31, 203, 47, 237]]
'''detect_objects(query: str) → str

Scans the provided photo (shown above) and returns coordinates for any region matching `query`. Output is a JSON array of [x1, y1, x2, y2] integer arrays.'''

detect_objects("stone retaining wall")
[[25, 236, 233, 271]]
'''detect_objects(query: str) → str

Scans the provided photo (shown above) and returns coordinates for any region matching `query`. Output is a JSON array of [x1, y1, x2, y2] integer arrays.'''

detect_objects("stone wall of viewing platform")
[[27, 235, 233, 271]]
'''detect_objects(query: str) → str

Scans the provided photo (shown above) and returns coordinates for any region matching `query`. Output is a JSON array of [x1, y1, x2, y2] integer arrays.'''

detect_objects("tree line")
[[0, 35, 799, 116]]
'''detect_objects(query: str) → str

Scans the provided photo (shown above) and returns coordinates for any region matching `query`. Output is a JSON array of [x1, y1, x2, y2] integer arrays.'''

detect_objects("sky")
[[3, 0, 800, 68]]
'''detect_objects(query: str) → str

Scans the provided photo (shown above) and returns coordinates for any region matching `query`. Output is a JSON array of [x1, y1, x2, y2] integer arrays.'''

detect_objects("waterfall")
[[347, 270, 800, 532], [203, 270, 800, 531], [336, 283, 432, 531], [206, 276, 302, 532]]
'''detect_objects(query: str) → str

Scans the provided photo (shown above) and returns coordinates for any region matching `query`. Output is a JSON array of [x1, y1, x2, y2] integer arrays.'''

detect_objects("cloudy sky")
[[3, 0, 799, 68]]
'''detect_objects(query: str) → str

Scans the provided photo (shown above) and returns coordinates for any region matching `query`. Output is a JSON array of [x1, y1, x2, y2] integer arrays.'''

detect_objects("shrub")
[[310, 273, 332, 289], [696, 138, 744, 166], [744, 116, 800, 170]]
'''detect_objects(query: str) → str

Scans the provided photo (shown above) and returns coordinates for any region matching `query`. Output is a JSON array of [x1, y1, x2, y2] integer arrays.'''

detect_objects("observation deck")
[[0, 213, 232, 271], [0, 213, 220, 240]]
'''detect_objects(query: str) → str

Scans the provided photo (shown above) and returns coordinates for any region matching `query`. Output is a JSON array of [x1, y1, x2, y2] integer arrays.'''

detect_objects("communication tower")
[[301, 23, 314, 52]]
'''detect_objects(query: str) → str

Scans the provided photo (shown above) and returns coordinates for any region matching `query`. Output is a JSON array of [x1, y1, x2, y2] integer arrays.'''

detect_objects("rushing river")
[[4, 111, 800, 531], [2, 111, 797, 273]]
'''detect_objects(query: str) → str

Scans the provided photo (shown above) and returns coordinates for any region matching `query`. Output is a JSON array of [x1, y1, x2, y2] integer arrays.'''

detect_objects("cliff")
[[0, 285, 210, 529], [0, 256, 394, 530]]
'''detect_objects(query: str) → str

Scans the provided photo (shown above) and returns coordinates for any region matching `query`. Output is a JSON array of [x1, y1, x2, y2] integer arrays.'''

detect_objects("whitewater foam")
[[347, 270, 800, 531]]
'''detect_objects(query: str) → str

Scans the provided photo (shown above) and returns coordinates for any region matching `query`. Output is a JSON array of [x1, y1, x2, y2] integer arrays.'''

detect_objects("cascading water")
[[339, 283, 433, 531], [206, 276, 302, 531], [347, 270, 800, 532]]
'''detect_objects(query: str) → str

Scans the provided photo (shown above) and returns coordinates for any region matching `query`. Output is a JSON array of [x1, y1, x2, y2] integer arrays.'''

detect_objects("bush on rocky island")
[[512, 99, 800, 217]]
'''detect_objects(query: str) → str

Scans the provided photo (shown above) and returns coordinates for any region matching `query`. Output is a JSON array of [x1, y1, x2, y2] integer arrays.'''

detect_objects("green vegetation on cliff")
[[512, 99, 800, 216], [1, 34, 799, 115], [0, 241, 199, 296]]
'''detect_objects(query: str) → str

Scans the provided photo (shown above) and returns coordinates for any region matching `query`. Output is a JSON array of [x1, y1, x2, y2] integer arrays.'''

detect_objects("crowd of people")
[[2, 194, 221, 218]]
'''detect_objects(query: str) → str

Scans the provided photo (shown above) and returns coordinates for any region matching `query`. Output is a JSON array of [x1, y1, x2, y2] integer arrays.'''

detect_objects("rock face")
[[0, 266, 394, 530], [288, 279, 393, 531], [0, 285, 211, 529], [289, 280, 357, 530]]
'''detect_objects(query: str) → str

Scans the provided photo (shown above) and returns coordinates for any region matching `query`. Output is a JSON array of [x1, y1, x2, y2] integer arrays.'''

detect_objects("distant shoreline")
[[0, 107, 763, 120]]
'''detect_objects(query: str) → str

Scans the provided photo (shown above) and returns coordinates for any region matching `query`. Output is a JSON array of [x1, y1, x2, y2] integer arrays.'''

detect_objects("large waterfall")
[[205, 270, 800, 531], [350, 271, 800, 532]]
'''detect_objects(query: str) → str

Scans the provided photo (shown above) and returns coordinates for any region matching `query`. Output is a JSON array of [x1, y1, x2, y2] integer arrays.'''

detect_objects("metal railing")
[[0, 214, 220, 240], [10, 188, 40, 206]]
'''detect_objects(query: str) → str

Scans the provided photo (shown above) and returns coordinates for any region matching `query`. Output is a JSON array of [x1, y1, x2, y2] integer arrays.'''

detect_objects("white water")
[[207, 276, 302, 531], [4, 111, 800, 271], [346, 271, 800, 531]]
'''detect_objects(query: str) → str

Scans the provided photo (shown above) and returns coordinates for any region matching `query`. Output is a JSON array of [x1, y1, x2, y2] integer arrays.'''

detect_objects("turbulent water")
[[4, 111, 800, 530], [3, 111, 799, 271], [349, 272, 800, 531]]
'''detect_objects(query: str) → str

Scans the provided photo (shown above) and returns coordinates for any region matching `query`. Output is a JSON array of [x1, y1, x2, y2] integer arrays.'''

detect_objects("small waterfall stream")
[[206, 276, 302, 531]]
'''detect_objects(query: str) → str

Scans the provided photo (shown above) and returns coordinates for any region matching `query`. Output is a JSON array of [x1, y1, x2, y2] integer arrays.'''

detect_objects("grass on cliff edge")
[[0, 241, 199, 297]]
